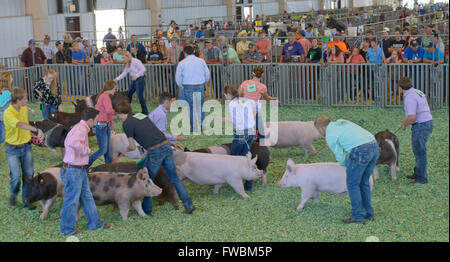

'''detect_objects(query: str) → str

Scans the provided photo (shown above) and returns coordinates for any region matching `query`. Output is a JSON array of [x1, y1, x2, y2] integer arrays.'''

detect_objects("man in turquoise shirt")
[[315, 116, 380, 224]]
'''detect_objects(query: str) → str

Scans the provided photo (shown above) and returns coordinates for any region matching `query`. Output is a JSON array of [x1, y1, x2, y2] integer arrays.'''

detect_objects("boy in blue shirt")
[[423, 43, 445, 65]]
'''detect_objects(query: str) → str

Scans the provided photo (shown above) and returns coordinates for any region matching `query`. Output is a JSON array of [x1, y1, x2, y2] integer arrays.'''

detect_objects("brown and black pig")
[[87, 167, 162, 221], [88, 162, 179, 210], [24, 167, 64, 220], [374, 129, 400, 181]]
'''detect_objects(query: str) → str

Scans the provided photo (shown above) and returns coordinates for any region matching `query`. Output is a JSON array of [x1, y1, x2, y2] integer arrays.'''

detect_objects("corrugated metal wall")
[[125, 9, 152, 37], [95, 0, 125, 10], [126, 0, 146, 10], [162, 5, 227, 25], [49, 13, 95, 41], [253, 2, 280, 16], [0, 16, 33, 58], [354, 0, 373, 8], [162, 0, 223, 9], [0, 0, 26, 17]]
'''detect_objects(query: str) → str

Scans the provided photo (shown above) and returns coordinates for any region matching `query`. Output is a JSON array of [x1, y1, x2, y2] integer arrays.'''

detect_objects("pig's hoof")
[[396, 167, 400, 171], [173, 206, 179, 210], [391, 177, 397, 181], [296, 206, 304, 211], [39, 214, 46, 220]]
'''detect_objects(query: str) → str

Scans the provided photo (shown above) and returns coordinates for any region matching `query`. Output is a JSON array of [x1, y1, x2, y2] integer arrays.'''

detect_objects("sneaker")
[[183, 205, 196, 214], [9, 196, 16, 206], [342, 218, 365, 224], [406, 174, 415, 180]]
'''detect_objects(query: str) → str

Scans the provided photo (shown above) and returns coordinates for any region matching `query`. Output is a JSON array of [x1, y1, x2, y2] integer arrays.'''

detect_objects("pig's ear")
[[286, 159, 295, 172], [137, 170, 144, 180], [251, 155, 258, 165]]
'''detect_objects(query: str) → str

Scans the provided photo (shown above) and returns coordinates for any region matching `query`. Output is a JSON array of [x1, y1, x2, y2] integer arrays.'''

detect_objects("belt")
[[362, 140, 377, 146], [5, 142, 30, 147], [63, 163, 85, 170], [147, 140, 169, 151], [96, 122, 110, 126]]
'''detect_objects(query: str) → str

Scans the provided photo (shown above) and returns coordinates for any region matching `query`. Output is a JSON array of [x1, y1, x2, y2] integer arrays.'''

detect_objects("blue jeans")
[[143, 143, 193, 214], [60, 166, 104, 236], [182, 85, 205, 134], [5, 144, 34, 204], [346, 142, 380, 221], [230, 132, 256, 191], [128, 76, 148, 115], [411, 120, 433, 183], [87, 124, 111, 168], [42, 103, 59, 120], [0, 121, 5, 144]]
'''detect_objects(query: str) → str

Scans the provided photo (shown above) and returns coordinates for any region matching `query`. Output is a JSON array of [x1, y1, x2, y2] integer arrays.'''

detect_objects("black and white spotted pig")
[[86, 167, 162, 221], [374, 130, 400, 181]]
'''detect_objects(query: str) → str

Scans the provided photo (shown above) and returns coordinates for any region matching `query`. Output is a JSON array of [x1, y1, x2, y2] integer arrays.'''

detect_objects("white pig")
[[110, 133, 146, 162], [173, 151, 263, 198], [262, 121, 323, 154], [278, 159, 374, 211]]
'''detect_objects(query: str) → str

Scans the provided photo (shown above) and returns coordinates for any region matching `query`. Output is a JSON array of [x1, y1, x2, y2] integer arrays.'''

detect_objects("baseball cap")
[[382, 27, 390, 33], [427, 24, 434, 28], [28, 39, 35, 45], [427, 43, 436, 49], [410, 40, 419, 47], [248, 43, 255, 48], [299, 30, 306, 36], [55, 41, 61, 46]]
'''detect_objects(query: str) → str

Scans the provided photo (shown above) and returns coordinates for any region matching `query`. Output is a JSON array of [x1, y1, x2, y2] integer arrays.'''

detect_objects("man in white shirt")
[[41, 35, 57, 64], [175, 46, 210, 134]]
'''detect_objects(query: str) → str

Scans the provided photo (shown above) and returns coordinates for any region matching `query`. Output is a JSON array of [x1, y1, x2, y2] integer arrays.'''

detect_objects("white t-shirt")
[[228, 97, 260, 131]]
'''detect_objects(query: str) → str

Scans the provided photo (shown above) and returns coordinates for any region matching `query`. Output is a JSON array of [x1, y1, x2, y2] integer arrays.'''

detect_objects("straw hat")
[[237, 30, 248, 37]]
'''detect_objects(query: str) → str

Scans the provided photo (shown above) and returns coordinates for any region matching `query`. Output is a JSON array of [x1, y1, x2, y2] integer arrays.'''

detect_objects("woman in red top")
[[87, 80, 116, 167], [328, 45, 345, 64], [238, 67, 278, 138], [346, 47, 366, 100]]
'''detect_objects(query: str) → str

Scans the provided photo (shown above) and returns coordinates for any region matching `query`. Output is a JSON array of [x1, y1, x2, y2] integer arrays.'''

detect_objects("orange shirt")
[[255, 38, 271, 58], [239, 80, 267, 102], [328, 41, 349, 54]]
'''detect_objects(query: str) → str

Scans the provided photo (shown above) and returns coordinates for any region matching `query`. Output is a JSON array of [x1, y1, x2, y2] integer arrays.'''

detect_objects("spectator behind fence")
[[255, 31, 271, 62], [327, 33, 349, 55], [304, 24, 314, 38], [156, 29, 170, 49], [100, 52, 114, 64], [91, 46, 102, 64], [72, 42, 87, 64], [157, 39, 169, 63], [219, 43, 241, 64], [41, 35, 57, 64], [384, 49, 403, 64], [194, 26, 206, 44], [432, 33, 445, 53], [117, 26, 125, 46], [21, 39, 47, 67], [236, 31, 253, 61], [297, 30, 312, 56], [402, 39, 424, 63], [127, 34, 147, 64], [359, 38, 370, 62], [103, 28, 117, 47], [63, 34, 73, 64], [281, 33, 305, 63], [328, 45, 345, 64], [146, 42, 164, 64], [305, 38, 322, 63], [203, 40, 220, 64], [168, 37, 183, 64], [346, 47, 365, 64], [113, 46, 125, 64], [242, 43, 262, 64], [55, 41, 66, 64], [381, 27, 392, 59], [366, 38, 386, 64], [389, 29, 408, 54], [423, 43, 445, 65], [421, 24, 434, 48], [409, 28, 422, 46], [107, 39, 118, 55]]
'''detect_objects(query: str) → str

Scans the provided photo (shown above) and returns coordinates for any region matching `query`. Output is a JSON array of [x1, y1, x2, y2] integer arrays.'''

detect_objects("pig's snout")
[[278, 178, 286, 188], [150, 185, 163, 197]]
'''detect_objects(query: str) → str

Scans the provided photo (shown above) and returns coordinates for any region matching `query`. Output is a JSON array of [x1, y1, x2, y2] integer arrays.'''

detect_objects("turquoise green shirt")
[[325, 119, 375, 167]]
